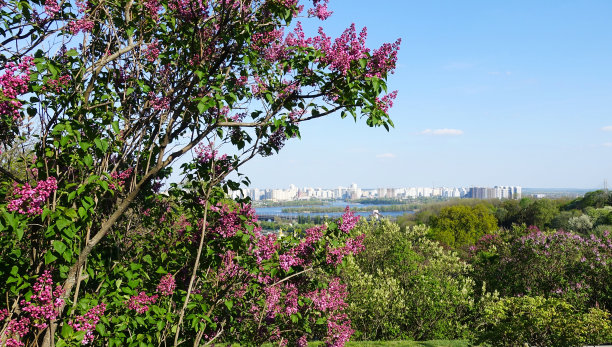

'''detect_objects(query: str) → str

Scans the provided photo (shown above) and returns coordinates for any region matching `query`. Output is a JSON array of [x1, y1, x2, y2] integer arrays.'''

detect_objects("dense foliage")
[[475, 295, 612, 347], [0, 0, 401, 345], [341, 220, 474, 341]]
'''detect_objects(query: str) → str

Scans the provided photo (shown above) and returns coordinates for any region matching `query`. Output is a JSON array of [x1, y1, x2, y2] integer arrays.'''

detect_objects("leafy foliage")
[[342, 220, 475, 341], [474, 295, 612, 347]]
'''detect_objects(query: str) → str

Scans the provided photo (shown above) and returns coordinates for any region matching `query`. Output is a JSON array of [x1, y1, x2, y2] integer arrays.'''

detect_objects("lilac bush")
[[0, 0, 399, 345]]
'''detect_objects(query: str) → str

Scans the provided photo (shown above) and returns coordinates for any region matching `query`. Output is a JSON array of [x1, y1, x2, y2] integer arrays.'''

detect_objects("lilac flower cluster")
[[148, 91, 170, 110], [209, 203, 257, 238], [0, 56, 34, 121], [109, 168, 132, 190], [313, 24, 369, 76], [156, 274, 176, 296], [3, 271, 64, 345], [308, 0, 333, 20], [254, 233, 279, 264], [218, 250, 243, 282], [68, 0, 94, 34], [144, 42, 161, 62], [68, 303, 106, 345], [375, 91, 398, 115], [339, 206, 359, 233], [144, 0, 162, 21], [8, 177, 58, 215], [44, 0, 61, 17], [126, 292, 158, 314], [367, 38, 402, 78], [326, 234, 366, 265]]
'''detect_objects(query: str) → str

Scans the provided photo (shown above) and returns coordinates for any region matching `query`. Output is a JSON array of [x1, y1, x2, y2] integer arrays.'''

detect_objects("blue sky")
[[240, 0, 612, 189]]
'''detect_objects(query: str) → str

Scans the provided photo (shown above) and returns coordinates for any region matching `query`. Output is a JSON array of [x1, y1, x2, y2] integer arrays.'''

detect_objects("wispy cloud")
[[602, 126, 612, 131], [420, 128, 464, 136], [603, 142, 612, 147], [376, 153, 396, 159]]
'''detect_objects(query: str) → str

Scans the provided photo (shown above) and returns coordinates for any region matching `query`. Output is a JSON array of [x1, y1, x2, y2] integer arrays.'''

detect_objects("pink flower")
[[126, 292, 158, 314], [156, 274, 176, 296], [69, 303, 106, 345], [308, 0, 333, 20], [339, 206, 359, 233], [8, 177, 58, 215]]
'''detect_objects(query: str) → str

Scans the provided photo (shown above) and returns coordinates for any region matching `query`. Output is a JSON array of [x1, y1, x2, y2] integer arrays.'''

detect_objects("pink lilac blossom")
[[44, 74, 71, 92], [254, 233, 279, 264], [339, 206, 359, 233], [126, 292, 158, 314], [279, 251, 304, 271], [367, 38, 401, 78], [308, 0, 332, 20], [5, 316, 30, 338], [144, 42, 161, 62], [4, 337, 25, 347], [285, 22, 312, 48], [168, 0, 209, 21], [19, 271, 65, 330], [148, 91, 170, 110], [44, 0, 61, 17], [68, 18, 95, 34], [0, 308, 8, 321], [68, 303, 106, 345], [297, 335, 308, 347], [284, 283, 299, 315], [307, 277, 348, 312], [218, 250, 242, 282], [209, 203, 256, 238], [375, 90, 398, 115], [7, 177, 58, 216], [313, 24, 369, 76], [326, 313, 354, 347], [0, 56, 34, 121], [264, 285, 282, 317], [326, 233, 366, 265], [109, 168, 133, 190], [156, 274, 176, 296], [144, 0, 162, 20]]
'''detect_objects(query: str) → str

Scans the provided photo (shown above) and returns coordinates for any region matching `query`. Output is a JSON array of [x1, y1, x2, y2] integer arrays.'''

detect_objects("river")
[[254, 200, 414, 219]]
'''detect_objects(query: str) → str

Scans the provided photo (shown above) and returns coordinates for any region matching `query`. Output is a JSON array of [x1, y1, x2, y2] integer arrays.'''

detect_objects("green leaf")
[[112, 121, 120, 134], [65, 208, 78, 219], [52, 240, 67, 254], [45, 251, 58, 264], [224, 300, 233, 310], [83, 155, 93, 168]]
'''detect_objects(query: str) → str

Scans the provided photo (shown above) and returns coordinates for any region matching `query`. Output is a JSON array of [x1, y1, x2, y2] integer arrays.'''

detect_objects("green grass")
[[258, 341, 469, 347]]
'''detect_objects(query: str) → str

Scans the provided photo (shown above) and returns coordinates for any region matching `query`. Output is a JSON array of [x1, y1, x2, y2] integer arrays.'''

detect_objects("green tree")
[[430, 204, 498, 248]]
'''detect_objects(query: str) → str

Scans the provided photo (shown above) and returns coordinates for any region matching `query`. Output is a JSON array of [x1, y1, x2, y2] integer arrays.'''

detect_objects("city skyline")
[[234, 183, 523, 201], [233, 1, 612, 190]]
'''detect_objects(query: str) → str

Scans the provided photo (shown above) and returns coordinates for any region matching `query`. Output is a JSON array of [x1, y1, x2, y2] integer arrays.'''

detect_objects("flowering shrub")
[[342, 220, 475, 341], [470, 227, 612, 310], [0, 1, 399, 345], [474, 295, 612, 346]]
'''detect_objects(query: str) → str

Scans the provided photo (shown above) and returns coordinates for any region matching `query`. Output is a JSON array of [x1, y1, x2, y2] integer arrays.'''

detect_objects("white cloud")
[[420, 128, 464, 136], [603, 142, 612, 147], [376, 153, 396, 159], [602, 126, 612, 131]]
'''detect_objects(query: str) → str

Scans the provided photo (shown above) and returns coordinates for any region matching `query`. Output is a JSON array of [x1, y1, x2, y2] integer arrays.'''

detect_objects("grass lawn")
[[258, 341, 469, 347]]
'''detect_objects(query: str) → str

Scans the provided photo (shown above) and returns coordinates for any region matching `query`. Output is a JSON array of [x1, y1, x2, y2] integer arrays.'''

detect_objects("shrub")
[[343, 220, 475, 341], [474, 295, 612, 347]]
